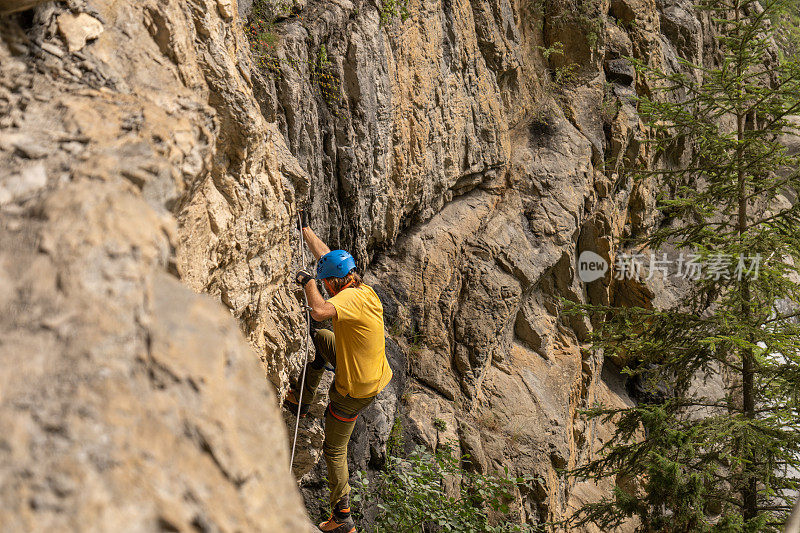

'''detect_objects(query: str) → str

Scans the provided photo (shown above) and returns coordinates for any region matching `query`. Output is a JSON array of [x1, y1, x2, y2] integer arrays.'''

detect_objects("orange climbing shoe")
[[282, 387, 309, 418], [319, 494, 355, 532], [318, 514, 355, 533]]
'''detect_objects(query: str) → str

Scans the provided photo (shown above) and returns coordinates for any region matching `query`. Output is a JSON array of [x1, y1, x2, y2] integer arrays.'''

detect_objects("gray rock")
[[238, 0, 253, 19], [605, 58, 635, 85], [658, 0, 704, 63]]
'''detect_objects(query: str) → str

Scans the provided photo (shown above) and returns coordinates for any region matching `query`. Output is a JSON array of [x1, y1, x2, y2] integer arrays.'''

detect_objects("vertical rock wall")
[[0, 0, 312, 530], [244, 0, 720, 526], [0, 0, 727, 529]]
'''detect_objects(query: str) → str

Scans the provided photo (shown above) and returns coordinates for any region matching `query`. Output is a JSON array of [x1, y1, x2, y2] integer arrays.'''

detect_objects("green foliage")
[[553, 62, 578, 88], [351, 442, 538, 532], [534, 0, 604, 94], [318, 43, 330, 68], [246, 0, 293, 68], [244, 1, 345, 116], [312, 43, 343, 111], [536, 41, 579, 90], [769, 0, 800, 59], [386, 416, 405, 459], [379, 0, 410, 26], [246, 0, 293, 55], [566, 0, 800, 531], [528, 0, 546, 32], [548, 0, 604, 52], [433, 417, 448, 432], [537, 40, 564, 61], [406, 323, 426, 354], [585, 24, 600, 50]]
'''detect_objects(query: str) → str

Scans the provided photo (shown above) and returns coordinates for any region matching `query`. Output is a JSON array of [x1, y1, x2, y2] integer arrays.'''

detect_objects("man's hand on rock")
[[295, 269, 314, 286]]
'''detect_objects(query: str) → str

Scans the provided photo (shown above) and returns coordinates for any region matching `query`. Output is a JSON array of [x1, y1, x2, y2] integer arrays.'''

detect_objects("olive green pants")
[[299, 329, 376, 506]]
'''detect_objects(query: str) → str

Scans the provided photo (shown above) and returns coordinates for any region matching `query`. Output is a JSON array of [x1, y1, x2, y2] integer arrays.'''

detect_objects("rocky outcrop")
[[0, 184, 307, 531], [0, 1, 311, 530]]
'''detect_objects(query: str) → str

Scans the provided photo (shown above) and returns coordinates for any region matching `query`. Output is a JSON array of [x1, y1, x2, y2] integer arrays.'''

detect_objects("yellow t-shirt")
[[327, 283, 393, 398]]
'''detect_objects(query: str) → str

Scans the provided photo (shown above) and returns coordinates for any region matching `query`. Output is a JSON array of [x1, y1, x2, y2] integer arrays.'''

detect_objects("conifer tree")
[[568, 0, 800, 530]]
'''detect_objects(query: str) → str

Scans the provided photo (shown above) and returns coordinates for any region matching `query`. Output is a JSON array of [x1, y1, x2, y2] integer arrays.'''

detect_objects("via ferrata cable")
[[289, 211, 311, 473]]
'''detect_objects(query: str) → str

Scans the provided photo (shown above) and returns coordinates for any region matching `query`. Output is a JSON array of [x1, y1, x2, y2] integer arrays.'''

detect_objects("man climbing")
[[285, 210, 393, 533]]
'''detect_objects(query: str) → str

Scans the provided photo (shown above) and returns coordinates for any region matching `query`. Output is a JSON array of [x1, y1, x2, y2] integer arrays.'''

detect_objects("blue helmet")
[[317, 250, 357, 279]]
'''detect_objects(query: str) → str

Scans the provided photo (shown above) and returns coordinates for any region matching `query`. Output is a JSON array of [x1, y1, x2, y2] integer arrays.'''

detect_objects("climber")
[[285, 210, 393, 533]]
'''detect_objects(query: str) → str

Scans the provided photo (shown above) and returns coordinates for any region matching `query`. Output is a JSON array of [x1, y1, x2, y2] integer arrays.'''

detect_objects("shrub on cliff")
[[351, 443, 537, 532]]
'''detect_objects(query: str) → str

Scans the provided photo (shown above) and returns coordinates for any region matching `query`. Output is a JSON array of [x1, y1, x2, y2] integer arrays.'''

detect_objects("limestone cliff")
[[0, 0, 728, 530], [0, 1, 310, 530], [245, 0, 715, 527]]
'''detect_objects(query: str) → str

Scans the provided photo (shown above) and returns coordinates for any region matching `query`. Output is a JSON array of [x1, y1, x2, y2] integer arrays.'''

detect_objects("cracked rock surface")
[[0, 0, 773, 529], [0, 1, 310, 530]]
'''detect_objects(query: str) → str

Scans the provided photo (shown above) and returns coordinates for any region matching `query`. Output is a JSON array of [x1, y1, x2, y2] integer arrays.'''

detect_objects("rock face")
[[246, 0, 718, 527], [0, 1, 311, 531], [0, 0, 742, 530], [0, 187, 306, 531]]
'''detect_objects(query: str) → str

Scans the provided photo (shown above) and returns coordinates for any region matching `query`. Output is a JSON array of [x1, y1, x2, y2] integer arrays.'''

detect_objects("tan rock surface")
[[57, 13, 103, 52], [0, 1, 312, 530], [259, 0, 723, 525], [0, 179, 311, 531]]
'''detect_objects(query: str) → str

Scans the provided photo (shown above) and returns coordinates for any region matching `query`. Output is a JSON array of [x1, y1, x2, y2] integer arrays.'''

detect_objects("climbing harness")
[[289, 211, 312, 473], [327, 403, 359, 423]]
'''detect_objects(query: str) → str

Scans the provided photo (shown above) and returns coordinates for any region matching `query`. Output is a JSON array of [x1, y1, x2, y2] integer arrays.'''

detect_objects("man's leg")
[[323, 385, 375, 507], [298, 329, 336, 405]]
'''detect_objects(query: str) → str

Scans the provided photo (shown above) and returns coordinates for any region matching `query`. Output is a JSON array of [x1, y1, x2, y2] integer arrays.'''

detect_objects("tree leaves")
[[567, 0, 800, 530]]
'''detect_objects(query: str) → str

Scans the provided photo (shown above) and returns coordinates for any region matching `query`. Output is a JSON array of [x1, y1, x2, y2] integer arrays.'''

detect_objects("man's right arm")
[[294, 269, 337, 321], [299, 210, 331, 260]]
